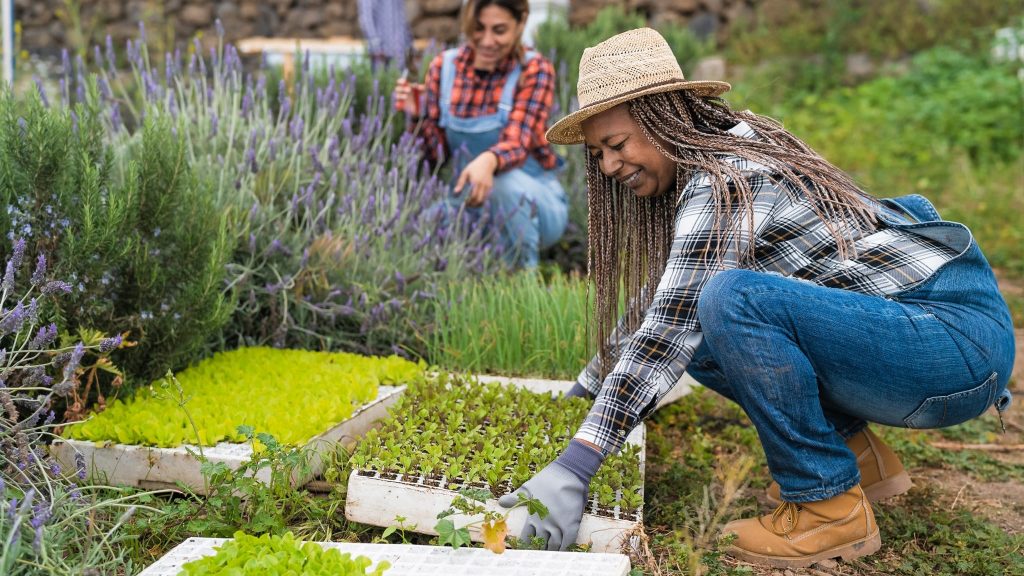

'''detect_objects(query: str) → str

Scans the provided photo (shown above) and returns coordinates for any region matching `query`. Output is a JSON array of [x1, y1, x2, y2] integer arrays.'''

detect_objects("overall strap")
[[498, 50, 537, 116], [438, 48, 460, 129]]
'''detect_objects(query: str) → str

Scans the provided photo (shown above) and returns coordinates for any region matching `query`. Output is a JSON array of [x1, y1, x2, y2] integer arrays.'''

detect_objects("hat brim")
[[546, 79, 731, 145]]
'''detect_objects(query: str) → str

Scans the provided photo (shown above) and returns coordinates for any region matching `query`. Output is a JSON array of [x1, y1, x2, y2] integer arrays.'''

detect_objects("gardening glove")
[[498, 439, 603, 551]]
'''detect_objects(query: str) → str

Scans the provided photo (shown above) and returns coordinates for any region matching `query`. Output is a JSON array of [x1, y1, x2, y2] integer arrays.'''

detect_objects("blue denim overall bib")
[[685, 193, 1016, 502], [439, 48, 568, 268]]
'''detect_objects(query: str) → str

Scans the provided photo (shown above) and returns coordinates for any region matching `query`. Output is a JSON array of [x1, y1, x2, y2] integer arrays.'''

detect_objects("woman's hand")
[[393, 77, 423, 116], [455, 152, 499, 207]]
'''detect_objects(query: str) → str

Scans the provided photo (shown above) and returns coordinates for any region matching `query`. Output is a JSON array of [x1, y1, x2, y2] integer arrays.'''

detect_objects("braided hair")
[[587, 90, 877, 378]]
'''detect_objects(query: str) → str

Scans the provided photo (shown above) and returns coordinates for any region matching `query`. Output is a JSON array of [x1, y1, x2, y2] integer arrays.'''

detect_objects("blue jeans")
[[687, 264, 1014, 502], [441, 164, 568, 268]]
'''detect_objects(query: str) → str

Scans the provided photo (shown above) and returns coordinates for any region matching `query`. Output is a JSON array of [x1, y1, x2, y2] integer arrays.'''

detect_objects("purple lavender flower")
[[41, 281, 72, 295], [1, 302, 26, 335], [105, 35, 116, 75], [99, 334, 122, 353], [34, 76, 50, 107], [62, 342, 86, 381], [75, 453, 86, 480], [31, 253, 46, 286]]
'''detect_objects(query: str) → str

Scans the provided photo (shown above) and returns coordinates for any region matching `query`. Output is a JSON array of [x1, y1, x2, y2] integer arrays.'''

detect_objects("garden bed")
[[344, 375, 648, 553], [51, 384, 404, 494], [138, 537, 633, 576], [51, 347, 423, 494]]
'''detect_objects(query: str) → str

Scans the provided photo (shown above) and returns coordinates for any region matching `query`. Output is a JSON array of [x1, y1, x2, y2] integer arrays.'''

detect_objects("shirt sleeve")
[[488, 56, 555, 172], [574, 172, 781, 454], [416, 55, 447, 165]]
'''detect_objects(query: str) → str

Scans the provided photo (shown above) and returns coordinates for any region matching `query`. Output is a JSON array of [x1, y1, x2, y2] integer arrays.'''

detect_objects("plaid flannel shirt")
[[575, 121, 962, 454], [418, 45, 558, 172]]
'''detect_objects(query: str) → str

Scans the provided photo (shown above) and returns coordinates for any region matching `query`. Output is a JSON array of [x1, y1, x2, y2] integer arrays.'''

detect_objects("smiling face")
[[582, 103, 677, 198], [469, 5, 525, 71]]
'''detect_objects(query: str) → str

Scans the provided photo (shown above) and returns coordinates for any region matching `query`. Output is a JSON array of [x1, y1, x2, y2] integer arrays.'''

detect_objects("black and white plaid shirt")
[[575, 121, 962, 454]]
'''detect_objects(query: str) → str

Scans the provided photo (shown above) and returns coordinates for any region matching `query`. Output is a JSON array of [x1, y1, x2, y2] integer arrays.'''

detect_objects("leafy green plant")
[[434, 488, 548, 553], [63, 347, 424, 447], [349, 374, 644, 518], [426, 270, 591, 379], [178, 531, 390, 575]]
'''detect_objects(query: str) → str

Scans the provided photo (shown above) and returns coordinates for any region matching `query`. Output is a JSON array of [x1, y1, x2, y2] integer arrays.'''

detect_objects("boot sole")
[[726, 528, 882, 569], [765, 471, 913, 507]]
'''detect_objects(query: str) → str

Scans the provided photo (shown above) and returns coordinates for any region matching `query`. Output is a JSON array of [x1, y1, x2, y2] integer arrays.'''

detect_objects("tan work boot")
[[766, 427, 912, 506], [724, 484, 881, 568]]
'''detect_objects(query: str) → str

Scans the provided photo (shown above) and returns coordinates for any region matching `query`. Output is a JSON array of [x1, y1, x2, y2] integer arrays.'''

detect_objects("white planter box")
[[138, 537, 632, 576], [346, 424, 646, 554], [50, 385, 404, 494]]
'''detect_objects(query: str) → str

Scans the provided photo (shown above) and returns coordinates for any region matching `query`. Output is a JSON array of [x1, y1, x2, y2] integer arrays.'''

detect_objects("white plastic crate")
[[474, 372, 699, 410], [346, 421, 646, 554], [137, 537, 632, 576], [50, 385, 404, 494]]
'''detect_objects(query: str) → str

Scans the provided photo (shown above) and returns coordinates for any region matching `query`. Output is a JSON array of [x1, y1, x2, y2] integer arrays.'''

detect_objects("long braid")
[[587, 90, 877, 377]]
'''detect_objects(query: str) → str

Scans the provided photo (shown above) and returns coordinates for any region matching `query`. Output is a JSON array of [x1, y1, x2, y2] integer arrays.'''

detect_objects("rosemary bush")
[[0, 94, 232, 390], [68, 26, 501, 356], [0, 239, 152, 574]]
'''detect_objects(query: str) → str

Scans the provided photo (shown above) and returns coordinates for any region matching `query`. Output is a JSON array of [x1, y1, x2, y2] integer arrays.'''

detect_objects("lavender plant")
[[0, 239, 154, 574], [0, 93, 232, 390], [70, 24, 502, 355]]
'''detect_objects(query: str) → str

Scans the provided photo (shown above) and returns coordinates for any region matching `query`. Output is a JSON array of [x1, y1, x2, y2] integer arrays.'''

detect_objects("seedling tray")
[[346, 423, 645, 554], [50, 386, 404, 494], [473, 373, 699, 410], [138, 537, 632, 575]]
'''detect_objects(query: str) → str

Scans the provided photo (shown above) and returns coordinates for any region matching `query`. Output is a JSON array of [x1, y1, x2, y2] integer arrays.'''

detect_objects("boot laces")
[[769, 501, 801, 537]]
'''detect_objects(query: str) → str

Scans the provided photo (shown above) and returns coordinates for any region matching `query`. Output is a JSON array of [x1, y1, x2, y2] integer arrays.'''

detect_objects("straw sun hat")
[[546, 28, 731, 145]]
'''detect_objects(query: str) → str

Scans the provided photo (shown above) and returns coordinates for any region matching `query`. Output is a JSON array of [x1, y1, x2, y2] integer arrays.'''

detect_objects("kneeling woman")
[[394, 0, 567, 268], [499, 28, 1015, 568]]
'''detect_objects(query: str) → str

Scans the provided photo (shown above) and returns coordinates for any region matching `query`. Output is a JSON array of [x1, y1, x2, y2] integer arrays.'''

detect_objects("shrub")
[[68, 29, 502, 357], [0, 94, 232, 396]]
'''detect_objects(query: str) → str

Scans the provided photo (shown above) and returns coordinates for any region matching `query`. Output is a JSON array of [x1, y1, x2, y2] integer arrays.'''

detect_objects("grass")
[[425, 270, 592, 379]]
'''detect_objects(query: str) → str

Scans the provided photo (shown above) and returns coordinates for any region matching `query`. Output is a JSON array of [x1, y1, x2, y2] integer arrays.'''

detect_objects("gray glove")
[[498, 440, 603, 551], [563, 382, 593, 399]]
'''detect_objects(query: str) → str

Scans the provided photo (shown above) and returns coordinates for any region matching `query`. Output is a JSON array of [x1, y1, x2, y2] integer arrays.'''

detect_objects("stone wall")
[[16, 0, 463, 56], [17, 0, 809, 55]]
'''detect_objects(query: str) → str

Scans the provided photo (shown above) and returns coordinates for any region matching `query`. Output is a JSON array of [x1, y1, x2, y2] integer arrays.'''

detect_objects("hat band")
[[578, 78, 688, 111]]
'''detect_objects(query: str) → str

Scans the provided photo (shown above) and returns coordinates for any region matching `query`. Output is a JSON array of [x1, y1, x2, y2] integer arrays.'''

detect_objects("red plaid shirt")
[[417, 45, 558, 172]]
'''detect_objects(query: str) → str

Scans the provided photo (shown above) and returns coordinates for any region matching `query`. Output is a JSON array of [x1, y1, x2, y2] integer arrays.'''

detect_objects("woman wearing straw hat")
[[498, 28, 1015, 567], [394, 0, 568, 269]]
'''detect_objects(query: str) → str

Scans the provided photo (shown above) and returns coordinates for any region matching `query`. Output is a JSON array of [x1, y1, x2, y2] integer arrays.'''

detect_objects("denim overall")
[[686, 194, 1016, 502], [439, 48, 568, 268]]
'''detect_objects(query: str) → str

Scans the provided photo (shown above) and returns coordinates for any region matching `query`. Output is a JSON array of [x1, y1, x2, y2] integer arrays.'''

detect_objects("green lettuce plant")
[[63, 347, 424, 447], [178, 531, 390, 575]]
